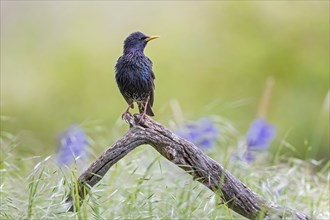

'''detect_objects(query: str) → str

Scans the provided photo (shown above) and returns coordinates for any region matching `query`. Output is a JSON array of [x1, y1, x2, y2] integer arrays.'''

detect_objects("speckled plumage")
[[115, 32, 157, 117]]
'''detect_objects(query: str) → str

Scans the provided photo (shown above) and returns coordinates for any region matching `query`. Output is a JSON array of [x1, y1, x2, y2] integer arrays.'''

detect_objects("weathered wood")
[[67, 114, 310, 219]]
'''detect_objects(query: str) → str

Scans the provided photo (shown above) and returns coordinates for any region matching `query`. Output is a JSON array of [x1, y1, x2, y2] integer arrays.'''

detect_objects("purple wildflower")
[[56, 125, 88, 166], [240, 118, 276, 162], [246, 118, 276, 150], [176, 117, 219, 149], [232, 78, 276, 163]]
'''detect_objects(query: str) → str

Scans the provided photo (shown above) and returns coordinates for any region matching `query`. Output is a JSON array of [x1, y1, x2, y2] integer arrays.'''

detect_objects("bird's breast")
[[115, 55, 154, 101]]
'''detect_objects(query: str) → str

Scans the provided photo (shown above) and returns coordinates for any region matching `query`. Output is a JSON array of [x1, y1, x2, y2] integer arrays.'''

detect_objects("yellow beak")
[[145, 35, 160, 42]]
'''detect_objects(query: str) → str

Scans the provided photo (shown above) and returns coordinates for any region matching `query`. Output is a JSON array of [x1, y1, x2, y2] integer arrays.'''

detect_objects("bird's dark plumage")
[[115, 32, 158, 118]]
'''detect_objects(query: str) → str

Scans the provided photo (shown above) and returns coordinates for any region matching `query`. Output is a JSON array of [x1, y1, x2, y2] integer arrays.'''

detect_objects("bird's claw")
[[138, 113, 148, 124], [122, 111, 132, 120]]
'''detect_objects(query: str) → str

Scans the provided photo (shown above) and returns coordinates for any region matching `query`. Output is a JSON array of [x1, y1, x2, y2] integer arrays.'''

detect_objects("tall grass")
[[1, 121, 329, 219]]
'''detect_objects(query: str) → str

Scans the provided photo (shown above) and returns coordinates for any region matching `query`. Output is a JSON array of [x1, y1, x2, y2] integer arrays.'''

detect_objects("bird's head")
[[123, 32, 159, 54]]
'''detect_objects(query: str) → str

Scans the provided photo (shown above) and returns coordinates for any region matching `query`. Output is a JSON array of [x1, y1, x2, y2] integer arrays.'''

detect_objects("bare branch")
[[66, 114, 310, 220]]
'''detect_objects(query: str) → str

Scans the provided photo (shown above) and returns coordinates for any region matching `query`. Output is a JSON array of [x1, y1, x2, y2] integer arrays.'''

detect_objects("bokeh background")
[[1, 1, 329, 159]]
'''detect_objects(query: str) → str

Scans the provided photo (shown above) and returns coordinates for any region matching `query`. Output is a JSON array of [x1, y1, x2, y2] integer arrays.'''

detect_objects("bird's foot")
[[138, 113, 148, 123], [122, 111, 132, 120]]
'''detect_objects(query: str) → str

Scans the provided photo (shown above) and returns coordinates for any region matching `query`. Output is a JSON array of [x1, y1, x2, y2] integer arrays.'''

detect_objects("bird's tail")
[[138, 102, 155, 116]]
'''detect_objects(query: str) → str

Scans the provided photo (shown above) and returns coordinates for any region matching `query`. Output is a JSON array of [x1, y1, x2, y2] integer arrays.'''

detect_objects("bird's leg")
[[122, 103, 133, 119], [139, 96, 150, 123]]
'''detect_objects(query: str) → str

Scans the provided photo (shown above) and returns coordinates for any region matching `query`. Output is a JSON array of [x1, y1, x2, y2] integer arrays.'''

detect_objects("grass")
[[0, 117, 329, 220]]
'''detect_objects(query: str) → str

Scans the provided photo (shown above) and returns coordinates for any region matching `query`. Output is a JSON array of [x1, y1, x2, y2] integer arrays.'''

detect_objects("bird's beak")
[[145, 35, 160, 42]]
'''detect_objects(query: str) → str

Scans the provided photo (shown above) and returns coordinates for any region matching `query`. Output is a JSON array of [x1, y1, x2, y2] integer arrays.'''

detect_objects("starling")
[[115, 32, 159, 119]]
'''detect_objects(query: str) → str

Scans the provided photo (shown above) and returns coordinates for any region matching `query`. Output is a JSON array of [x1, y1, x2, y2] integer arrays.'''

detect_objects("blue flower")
[[56, 125, 88, 166], [246, 118, 276, 150], [237, 118, 276, 162], [176, 117, 219, 149]]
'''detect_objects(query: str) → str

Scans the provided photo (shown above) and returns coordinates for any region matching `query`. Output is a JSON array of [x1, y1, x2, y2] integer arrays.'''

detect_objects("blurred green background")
[[1, 1, 329, 159]]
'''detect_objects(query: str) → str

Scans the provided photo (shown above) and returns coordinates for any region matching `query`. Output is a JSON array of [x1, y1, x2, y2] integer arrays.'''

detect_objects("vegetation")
[[1, 1, 329, 219], [1, 120, 329, 219]]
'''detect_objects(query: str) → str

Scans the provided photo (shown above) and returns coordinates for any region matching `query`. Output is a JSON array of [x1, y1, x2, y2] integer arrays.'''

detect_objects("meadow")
[[1, 116, 329, 219], [1, 1, 329, 219]]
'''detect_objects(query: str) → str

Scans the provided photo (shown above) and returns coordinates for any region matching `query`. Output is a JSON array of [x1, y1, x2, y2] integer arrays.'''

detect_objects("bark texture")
[[67, 114, 310, 220]]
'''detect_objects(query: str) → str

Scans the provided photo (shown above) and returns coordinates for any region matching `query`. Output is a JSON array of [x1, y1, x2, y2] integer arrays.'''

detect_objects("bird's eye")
[[140, 36, 147, 40]]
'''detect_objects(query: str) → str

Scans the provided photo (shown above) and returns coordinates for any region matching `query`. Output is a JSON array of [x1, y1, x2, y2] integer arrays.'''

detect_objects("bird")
[[115, 32, 159, 119]]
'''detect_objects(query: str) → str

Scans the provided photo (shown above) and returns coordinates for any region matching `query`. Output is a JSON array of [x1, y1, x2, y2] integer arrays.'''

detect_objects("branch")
[[66, 114, 310, 220]]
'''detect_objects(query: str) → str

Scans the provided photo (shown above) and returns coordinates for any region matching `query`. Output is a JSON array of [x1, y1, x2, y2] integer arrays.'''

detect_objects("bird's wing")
[[149, 69, 155, 107], [150, 69, 155, 80], [148, 58, 155, 80], [149, 87, 154, 107], [147, 57, 155, 106], [149, 70, 155, 106]]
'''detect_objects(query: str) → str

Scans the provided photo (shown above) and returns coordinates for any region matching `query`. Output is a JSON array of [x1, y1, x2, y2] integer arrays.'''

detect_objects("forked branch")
[[67, 114, 309, 220]]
